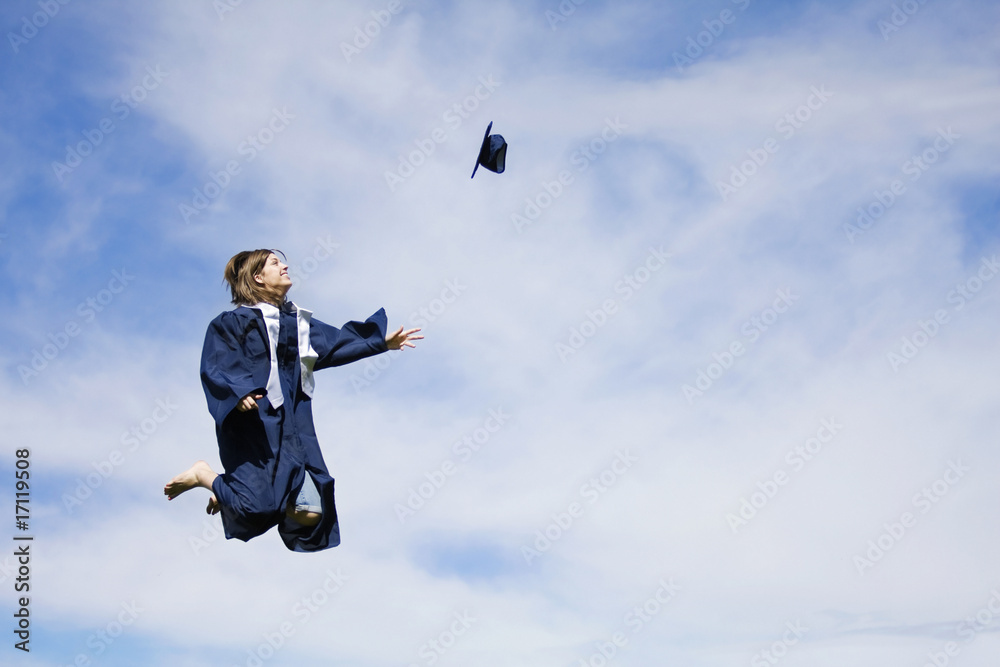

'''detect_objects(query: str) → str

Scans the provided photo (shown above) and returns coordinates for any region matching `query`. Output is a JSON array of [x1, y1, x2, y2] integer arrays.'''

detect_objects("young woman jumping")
[[164, 249, 421, 552]]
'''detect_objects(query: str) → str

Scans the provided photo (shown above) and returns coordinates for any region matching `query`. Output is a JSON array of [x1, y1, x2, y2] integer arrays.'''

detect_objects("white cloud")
[[5, 0, 1000, 665]]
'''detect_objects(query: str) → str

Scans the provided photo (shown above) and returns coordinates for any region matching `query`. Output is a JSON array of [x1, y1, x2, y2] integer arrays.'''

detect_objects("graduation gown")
[[200, 302, 388, 552]]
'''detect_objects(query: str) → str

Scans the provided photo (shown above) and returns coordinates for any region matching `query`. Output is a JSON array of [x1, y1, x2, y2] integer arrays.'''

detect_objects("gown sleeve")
[[200, 311, 268, 425], [310, 307, 389, 371]]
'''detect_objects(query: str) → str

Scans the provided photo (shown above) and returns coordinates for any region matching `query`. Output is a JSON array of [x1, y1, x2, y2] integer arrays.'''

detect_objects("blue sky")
[[2, 0, 1000, 665]]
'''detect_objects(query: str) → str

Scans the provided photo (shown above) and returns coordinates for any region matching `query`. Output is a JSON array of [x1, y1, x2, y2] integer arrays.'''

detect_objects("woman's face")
[[255, 253, 292, 293]]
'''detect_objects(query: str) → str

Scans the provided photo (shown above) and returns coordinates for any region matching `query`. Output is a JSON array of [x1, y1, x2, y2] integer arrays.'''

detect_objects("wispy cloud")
[[3, 0, 1000, 665]]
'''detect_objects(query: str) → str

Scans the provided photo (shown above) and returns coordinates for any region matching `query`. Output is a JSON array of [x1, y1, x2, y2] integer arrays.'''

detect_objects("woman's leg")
[[285, 471, 322, 526], [286, 507, 321, 526]]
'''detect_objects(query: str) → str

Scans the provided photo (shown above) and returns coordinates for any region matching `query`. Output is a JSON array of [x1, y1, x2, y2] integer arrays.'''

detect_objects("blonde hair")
[[223, 249, 286, 306]]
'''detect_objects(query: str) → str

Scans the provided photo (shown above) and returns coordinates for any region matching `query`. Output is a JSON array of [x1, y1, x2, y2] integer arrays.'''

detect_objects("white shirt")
[[251, 301, 319, 409]]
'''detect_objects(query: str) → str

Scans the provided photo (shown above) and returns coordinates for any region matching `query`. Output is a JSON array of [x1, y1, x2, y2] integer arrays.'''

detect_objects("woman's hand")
[[236, 392, 265, 412], [386, 326, 423, 351]]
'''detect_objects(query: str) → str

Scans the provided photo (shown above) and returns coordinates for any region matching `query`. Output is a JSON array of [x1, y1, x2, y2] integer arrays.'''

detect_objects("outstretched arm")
[[310, 308, 389, 370], [310, 310, 423, 370]]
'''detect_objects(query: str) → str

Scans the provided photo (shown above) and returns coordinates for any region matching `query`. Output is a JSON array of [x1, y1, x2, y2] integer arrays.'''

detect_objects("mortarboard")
[[471, 121, 507, 178]]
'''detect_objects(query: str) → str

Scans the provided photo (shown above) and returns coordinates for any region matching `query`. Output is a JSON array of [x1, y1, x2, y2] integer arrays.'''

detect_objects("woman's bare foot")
[[164, 460, 218, 500], [206, 494, 220, 515]]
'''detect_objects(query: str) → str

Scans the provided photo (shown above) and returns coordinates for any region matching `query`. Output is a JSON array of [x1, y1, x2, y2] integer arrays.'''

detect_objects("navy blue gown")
[[200, 303, 388, 552]]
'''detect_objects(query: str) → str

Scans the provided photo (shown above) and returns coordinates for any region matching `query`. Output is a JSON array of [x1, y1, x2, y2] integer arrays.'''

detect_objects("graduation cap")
[[471, 121, 507, 178]]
